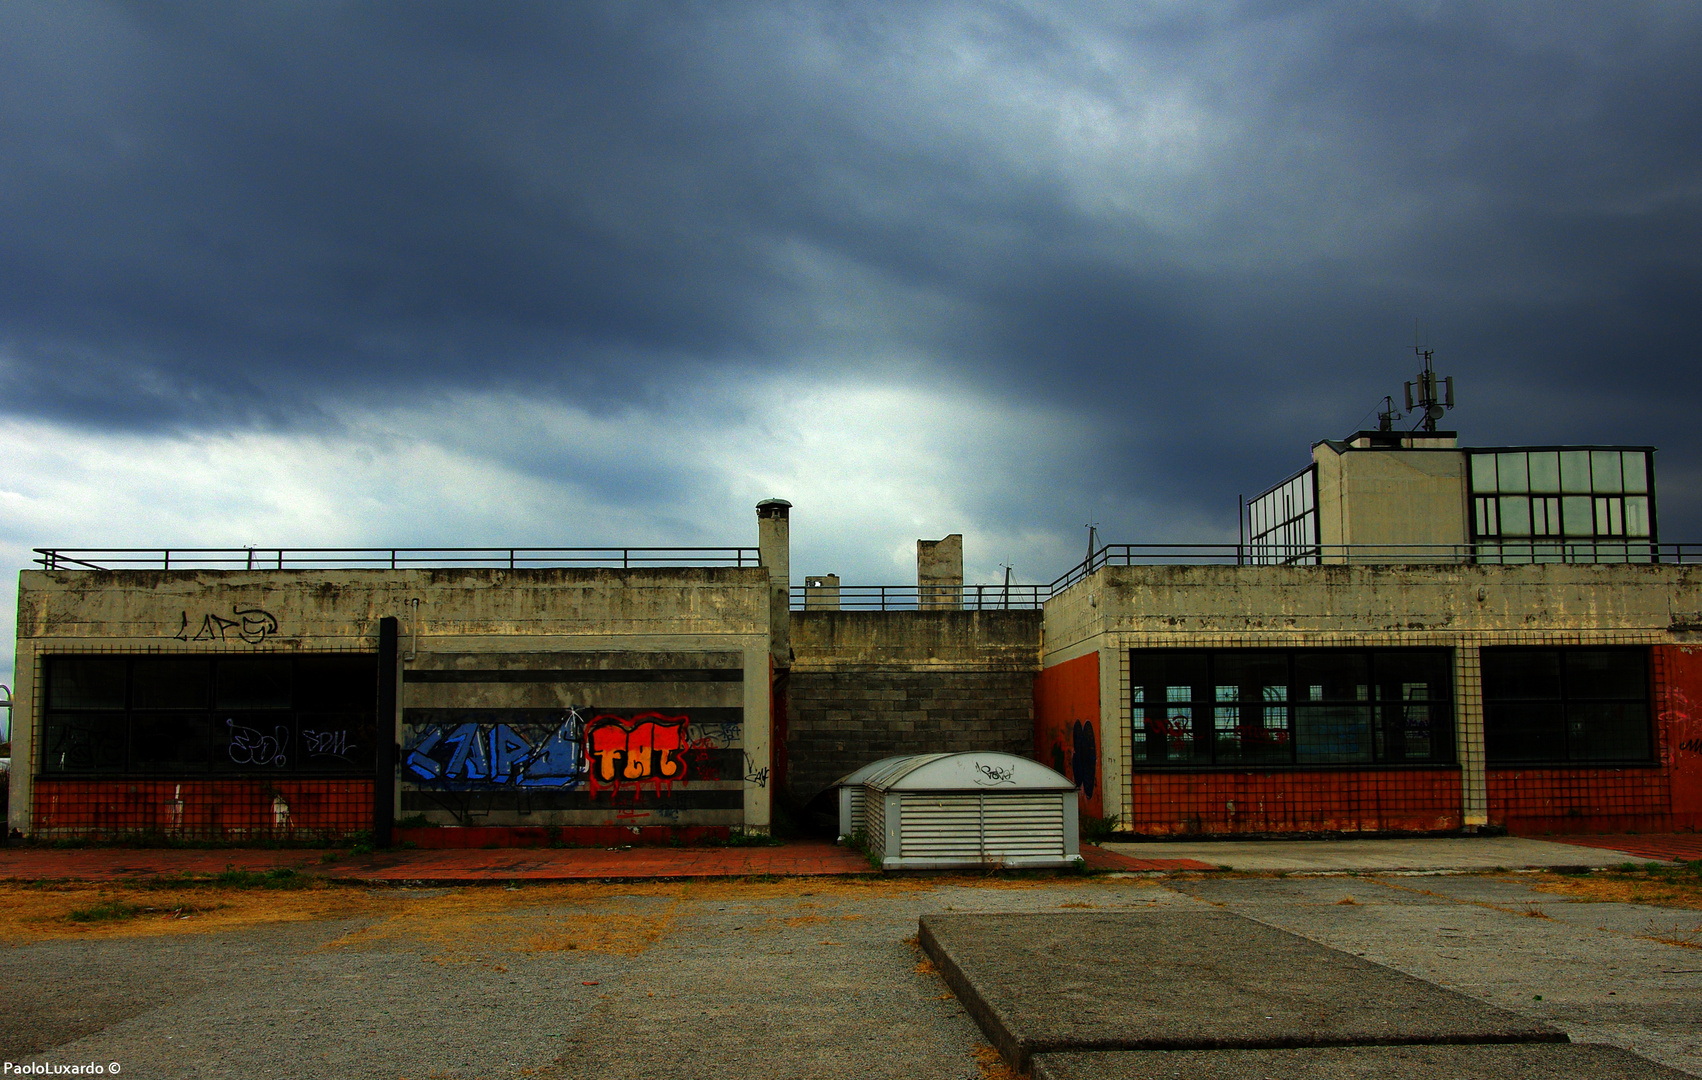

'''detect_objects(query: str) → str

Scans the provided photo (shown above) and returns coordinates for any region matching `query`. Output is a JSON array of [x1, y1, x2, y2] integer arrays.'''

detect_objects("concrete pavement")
[[1102, 834, 1681, 873]]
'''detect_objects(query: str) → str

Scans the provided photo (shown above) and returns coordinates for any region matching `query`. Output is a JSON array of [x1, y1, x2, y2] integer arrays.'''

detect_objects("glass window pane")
[[1528, 452, 1560, 493], [1562, 496, 1593, 536], [1485, 703, 1564, 762], [42, 712, 127, 772], [1564, 650, 1646, 700], [1567, 703, 1651, 761], [1625, 496, 1651, 538], [130, 712, 210, 773], [1591, 450, 1623, 493], [1499, 496, 1531, 536], [217, 658, 293, 709], [1622, 452, 1648, 494], [1496, 453, 1528, 493], [1482, 650, 1561, 700], [1293, 651, 1368, 700], [1470, 453, 1498, 492], [48, 658, 127, 709], [296, 656, 376, 709], [132, 659, 210, 709], [1295, 705, 1372, 763], [1560, 451, 1592, 493]]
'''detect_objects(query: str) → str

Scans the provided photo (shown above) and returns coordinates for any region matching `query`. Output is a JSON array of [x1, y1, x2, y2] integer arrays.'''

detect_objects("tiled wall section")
[[32, 779, 374, 840], [1113, 629, 1685, 836], [1124, 769, 1462, 835], [1485, 768, 1670, 834]]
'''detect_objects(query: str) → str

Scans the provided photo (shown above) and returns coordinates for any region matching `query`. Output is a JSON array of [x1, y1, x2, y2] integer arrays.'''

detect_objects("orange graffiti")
[[585, 713, 693, 798]]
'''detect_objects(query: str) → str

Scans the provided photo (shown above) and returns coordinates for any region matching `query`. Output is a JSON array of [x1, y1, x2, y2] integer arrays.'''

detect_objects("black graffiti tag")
[[175, 606, 280, 644]]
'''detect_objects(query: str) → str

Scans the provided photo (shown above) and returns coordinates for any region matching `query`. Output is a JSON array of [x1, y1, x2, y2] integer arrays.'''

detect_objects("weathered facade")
[[10, 562, 776, 842]]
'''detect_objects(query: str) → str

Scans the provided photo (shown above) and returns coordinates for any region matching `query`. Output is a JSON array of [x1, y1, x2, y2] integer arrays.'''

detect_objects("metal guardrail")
[[791, 584, 1049, 611], [33, 547, 762, 571], [1048, 541, 1700, 591]]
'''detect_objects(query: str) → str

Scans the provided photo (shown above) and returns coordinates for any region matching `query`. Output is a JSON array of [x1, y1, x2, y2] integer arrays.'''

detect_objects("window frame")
[[1128, 647, 1456, 771], [39, 653, 379, 779], [1468, 446, 1658, 563], [1481, 646, 1655, 766]]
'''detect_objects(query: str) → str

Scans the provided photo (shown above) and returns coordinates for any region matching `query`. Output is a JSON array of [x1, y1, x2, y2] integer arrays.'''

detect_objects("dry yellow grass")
[[1518, 872, 1702, 911]]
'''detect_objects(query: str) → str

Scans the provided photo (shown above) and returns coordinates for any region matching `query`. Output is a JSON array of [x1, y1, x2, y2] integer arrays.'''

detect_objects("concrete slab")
[[1031, 1043, 1695, 1080], [918, 910, 1563, 1071], [1102, 836, 1669, 873]]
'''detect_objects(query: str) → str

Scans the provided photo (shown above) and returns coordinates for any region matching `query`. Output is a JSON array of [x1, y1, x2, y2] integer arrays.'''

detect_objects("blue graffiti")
[[406, 710, 586, 788]]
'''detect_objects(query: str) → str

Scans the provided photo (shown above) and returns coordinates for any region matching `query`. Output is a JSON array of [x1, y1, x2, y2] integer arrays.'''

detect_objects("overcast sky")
[[3, 1, 1701, 693]]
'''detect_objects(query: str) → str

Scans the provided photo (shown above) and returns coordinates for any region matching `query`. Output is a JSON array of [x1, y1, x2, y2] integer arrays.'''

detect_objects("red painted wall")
[[32, 779, 374, 839], [1488, 643, 1702, 834], [1034, 652, 1102, 817], [1124, 769, 1462, 836], [1659, 643, 1702, 829]]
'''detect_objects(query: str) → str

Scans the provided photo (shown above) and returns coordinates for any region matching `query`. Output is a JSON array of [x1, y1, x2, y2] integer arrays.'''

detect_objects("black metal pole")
[[375, 616, 398, 848]]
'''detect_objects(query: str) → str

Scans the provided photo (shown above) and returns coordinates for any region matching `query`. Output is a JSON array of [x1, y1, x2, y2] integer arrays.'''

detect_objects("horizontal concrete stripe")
[[405, 668, 743, 683]]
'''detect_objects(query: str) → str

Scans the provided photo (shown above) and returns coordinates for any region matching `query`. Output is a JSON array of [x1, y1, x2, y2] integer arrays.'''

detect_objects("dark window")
[[1482, 647, 1651, 764], [1130, 648, 1454, 768], [40, 654, 377, 776]]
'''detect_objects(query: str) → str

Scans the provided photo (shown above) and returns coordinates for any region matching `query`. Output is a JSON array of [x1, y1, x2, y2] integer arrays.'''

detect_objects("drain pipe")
[[403, 598, 421, 661]]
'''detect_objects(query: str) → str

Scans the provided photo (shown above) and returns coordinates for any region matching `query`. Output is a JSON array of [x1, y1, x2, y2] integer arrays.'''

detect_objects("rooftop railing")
[[33, 547, 761, 571], [1048, 541, 1701, 592], [790, 584, 1049, 612]]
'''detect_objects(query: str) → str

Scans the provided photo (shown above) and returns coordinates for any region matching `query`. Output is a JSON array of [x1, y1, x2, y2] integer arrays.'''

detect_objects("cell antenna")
[[1402, 338, 1454, 433]]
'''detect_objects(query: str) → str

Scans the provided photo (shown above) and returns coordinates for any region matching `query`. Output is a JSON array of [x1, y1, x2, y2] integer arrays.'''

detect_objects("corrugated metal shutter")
[[981, 793, 1065, 859], [864, 788, 886, 855], [899, 794, 985, 859], [898, 792, 1066, 861], [848, 787, 865, 837]]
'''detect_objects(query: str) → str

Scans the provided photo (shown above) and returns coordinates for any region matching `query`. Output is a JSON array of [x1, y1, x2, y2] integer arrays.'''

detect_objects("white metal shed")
[[834, 752, 1081, 870]]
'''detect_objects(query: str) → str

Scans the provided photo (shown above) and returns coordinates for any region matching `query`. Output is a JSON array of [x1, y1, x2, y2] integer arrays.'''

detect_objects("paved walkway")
[[1545, 832, 1702, 863], [0, 841, 1209, 883], [1102, 834, 1687, 873]]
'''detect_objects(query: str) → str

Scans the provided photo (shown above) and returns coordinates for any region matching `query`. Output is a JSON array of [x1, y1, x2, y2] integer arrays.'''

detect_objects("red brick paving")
[[1536, 833, 1702, 864], [1081, 845, 1217, 872], [0, 841, 1209, 883], [0, 839, 876, 884]]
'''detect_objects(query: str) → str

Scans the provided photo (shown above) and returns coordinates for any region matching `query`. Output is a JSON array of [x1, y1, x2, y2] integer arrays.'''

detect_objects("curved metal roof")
[[835, 751, 1074, 793]]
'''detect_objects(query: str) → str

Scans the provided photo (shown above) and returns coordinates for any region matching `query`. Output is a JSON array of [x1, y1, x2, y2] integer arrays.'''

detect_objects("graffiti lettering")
[[974, 762, 1016, 785], [406, 710, 586, 788], [743, 753, 769, 788], [1682, 738, 1702, 754], [226, 719, 289, 768], [175, 606, 280, 645], [302, 728, 354, 760], [585, 713, 707, 798]]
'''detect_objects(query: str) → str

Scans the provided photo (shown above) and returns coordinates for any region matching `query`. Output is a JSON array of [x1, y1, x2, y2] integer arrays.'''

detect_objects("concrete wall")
[[785, 609, 1042, 804], [12, 566, 772, 838], [1314, 444, 1470, 552], [917, 535, 964, 610], [1043, 562, 1702, 836]]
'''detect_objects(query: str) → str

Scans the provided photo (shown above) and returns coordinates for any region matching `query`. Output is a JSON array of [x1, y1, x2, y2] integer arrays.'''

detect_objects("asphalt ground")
[[2, 868, 1700, 1080]]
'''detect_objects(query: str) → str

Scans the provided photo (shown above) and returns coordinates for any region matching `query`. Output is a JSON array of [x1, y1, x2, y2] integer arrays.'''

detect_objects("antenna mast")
[[1402, 340, 1455, 433]]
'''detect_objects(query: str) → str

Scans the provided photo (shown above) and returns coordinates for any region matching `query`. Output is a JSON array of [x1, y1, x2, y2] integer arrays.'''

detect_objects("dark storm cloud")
[[2, 1, 1700, 535]]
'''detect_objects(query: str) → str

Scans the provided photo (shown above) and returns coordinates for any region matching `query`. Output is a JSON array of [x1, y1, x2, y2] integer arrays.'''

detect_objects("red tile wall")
[[1487, 767, 1669, 834], [32, 779, 374, 840], [1124, 769, 1462, 835]]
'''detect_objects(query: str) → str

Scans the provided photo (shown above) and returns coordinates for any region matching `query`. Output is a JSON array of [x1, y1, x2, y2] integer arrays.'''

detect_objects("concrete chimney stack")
[[756, 499, 792, 666]]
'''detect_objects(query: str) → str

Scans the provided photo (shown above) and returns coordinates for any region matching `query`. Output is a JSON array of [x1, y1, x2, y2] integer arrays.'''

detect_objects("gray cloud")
[[2, 0, 1700, 542]]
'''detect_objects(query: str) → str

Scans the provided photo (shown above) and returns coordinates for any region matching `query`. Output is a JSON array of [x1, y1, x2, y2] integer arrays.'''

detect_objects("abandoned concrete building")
[[8, 428, 1701, 844]]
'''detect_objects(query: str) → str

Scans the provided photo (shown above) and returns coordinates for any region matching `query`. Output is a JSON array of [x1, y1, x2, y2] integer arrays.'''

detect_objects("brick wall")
[[786, 669, 1037, 802], [32, 778, 374, 840], [785, 610, 1042, 803]]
